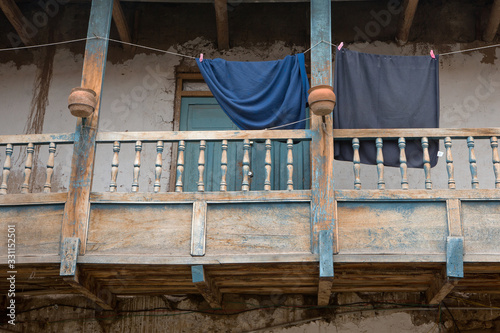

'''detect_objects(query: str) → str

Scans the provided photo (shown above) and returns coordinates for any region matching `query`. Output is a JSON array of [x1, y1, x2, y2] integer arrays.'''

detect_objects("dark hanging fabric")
[[333, 48, 440, 168], [196, 54, 309, 130]]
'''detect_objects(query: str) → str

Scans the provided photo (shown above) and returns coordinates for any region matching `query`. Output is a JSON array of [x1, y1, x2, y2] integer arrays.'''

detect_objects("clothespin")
[[338, 42, 343, 51], [430, 50, 435, 59], [199, 53, 203, 62]]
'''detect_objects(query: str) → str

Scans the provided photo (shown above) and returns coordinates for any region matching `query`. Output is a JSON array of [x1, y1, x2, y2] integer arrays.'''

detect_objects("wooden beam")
[[310, 0, 335, 254], [191, 201, 207, 256], [426, 271, 458, 305], [61, 0, 114, 254], [64, 266, 116, 310], [214, 0, 229, 50], [396, 0, 419, 45], [318, 230, 334, 306], [0, 0, 35, 46], [112, 0, 133, 50], [446, 199, 464, 279], [484, 0, 500, 42], [191, 265, 222, 309]]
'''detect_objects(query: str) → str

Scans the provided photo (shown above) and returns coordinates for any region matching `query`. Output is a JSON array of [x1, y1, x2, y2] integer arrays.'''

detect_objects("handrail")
[[0, 133, 75, 145], [333, 128, 500, 139], [96, 129, 313, 143]]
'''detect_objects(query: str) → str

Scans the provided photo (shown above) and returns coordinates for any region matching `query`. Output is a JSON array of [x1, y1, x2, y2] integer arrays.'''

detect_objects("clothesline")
[[0, 35, 499, 59]]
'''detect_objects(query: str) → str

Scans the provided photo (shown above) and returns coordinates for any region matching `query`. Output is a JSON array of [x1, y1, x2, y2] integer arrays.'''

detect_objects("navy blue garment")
[[334, 49, 440, 168], [196, 54, 309, 130]]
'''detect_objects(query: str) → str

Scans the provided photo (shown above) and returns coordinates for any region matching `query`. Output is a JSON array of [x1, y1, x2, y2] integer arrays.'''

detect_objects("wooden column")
[[61, 0, 114, 254], [396, 0, 419, 45], [214, 0, 229, 50], [311, 0, 335, 306]]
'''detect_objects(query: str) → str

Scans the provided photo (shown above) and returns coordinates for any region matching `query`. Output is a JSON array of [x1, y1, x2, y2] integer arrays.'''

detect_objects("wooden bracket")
[[318, 230, 334, 306], [426, 270, 459, 304], [446, 199, 464, 279], [60, 237, 115, 310], [483, 0, 500, 42], [0, 0, 35, 46], [112, 0, 133, 50], [191, 201, 207, 256], [396, 0, 419, 45], [192, 265, 222, 309], [214, 0, 229, 50]]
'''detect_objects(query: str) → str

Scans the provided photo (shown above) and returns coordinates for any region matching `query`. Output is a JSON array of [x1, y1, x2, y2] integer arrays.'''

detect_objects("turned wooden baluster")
[[20, 143, 34, 194], [287, 139, 294, 191], [0, 144, 13, 195], [109, 141, 120, 192], [198, 140, 206, 192], [398, 138, 409, 190], [43, 142, 56, 193], [264, 139, 272, 191], [242, 139, 251, 191], [491, 137, 500, 189], [154, 141, 164, 193], [352, 138, 361, 190], [467, 136, 479, 189], [444, 137, 456, 189], [220, 140, 228, 192], [175, 140, 185, 192], [376, 138, 385, 190], [422, 137, 432, 190], [131, 141, 142, 192]]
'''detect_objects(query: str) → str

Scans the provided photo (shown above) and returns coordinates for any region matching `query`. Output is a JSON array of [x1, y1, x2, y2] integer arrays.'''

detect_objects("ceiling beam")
[[214, 0, 229, 50], [396, 0, 419, 45], [484, 0, 500, 42], [0, 0, 35, 46], [112, 0, 133, 50]]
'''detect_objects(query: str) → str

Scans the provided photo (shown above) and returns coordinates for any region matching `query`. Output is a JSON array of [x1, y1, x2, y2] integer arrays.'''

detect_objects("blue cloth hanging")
[[334, 48, 440, 168], [196, 54, 309, 130]]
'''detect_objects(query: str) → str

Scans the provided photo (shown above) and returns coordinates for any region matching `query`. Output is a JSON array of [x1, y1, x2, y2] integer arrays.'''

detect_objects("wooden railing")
[[96, 130, 312, 193], [0, 133, 74, 195], [333, 128, 500, 190]]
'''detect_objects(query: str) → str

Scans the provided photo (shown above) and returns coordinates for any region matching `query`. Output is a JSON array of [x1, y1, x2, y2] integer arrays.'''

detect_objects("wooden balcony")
[[1, 127, 499, 309]]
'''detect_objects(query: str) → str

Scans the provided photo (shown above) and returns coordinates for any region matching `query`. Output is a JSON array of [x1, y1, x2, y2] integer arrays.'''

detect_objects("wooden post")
[[483, 0, 500, 42], [0, 0, 35, 46], [352, 138, 361, 190], [44, 142, 57, 193], [214, 0, 229, 50], [311, 0, 335, 306], [61, 0, 114, 254], [396, 0, 419, 45]]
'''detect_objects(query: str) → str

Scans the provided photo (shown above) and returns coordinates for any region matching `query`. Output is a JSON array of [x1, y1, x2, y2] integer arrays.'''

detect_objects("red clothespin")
[[200, 53, 203, 62], [338, 42, 344, 51], [430, 50, 435, 59]]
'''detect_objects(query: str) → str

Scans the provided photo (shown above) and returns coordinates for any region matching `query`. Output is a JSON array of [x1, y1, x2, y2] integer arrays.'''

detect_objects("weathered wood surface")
[[0, 0, 35, 46], [192, 265, 223, 308], [205, 203, 310, 255], [336, 189, 500, 201], [97, 130, 312, 142], [462, 201, 500, 255], [0, 133, 74, 145], [0, 192, 67, 205], [483, 0, 500, 41], [338, 202, 448, 255], [112, 0, 132, 50], [214, 0, 229, 50], [86, 204, 192, 255], [396, 0, 419, 45], [191, 201, 207, 256], [61, 0, 114, 254], [0, 205, 64, 256], [333, 128, 500, 139]]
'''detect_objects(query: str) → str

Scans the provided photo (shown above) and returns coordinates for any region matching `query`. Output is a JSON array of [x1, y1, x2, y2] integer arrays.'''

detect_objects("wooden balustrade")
[[468, 136, 479, 189], [376, 138, 385, 190], [43, 142, 56, 193], [154, 141, 164, 193], [0, 144, 13, 195], [444, 137, 456, 189], [352, 138, 361, 190], [109, 141, 120, 192], [131, 141, 142, 193], [492, 137, 500, 189], [398, 138, 408, 190]]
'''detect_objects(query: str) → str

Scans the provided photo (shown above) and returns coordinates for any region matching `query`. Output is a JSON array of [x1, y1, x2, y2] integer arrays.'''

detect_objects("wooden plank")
[[447, 199, 462, 237], [0, 192, 67, 206], [90, 190, 312, 203], [318, 230, 334, 306], [484, 0, 500, 42], [181, 91, 214, 97], [64, 266, 116, 310], [205, 203, 310, 255], [87, 204, 192, 255], [333, 128, 500, 139], [62, 0, 114, 255], [0, 205, 63, 257], [214, 0, 229, 50], [426, 270, 458, 304], [447, 237, 464, 278], [60, 237, 80, 276], [191, 265, 222, 308], [396, 0, 419, 45], [338, 202, 448, 255], [335, 189, 500, 201], [462, 201, 500, 255], [0, 133, 74, 145], [112, 0, 132, 50], [96, 129, 313, 142], [191, 201, 207, 256], [0, 0, 35, 46], [310, 0, 335, 254]]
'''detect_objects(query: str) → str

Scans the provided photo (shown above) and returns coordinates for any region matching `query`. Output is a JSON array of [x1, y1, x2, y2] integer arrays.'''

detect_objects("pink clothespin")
[[430, 50, 435, 59], [338, 42, 344, 51], [200, 53, 204, 62]]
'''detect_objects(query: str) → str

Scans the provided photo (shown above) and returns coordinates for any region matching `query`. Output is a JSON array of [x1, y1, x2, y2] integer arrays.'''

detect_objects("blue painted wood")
[[446, 236, 464, 278], [191, 265, 205, 283], [179, 97, 310, 192], [311, 0, 332, 86], [60, 237, 80, 276], [319, 230, 334, 277]]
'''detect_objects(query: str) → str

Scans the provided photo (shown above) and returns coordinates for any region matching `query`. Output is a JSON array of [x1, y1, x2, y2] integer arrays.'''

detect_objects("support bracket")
[[447, 236, 464, 278], [318, 230, 334, 306], [192, 265, 222, 309], [60, 237, 80, 276]]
